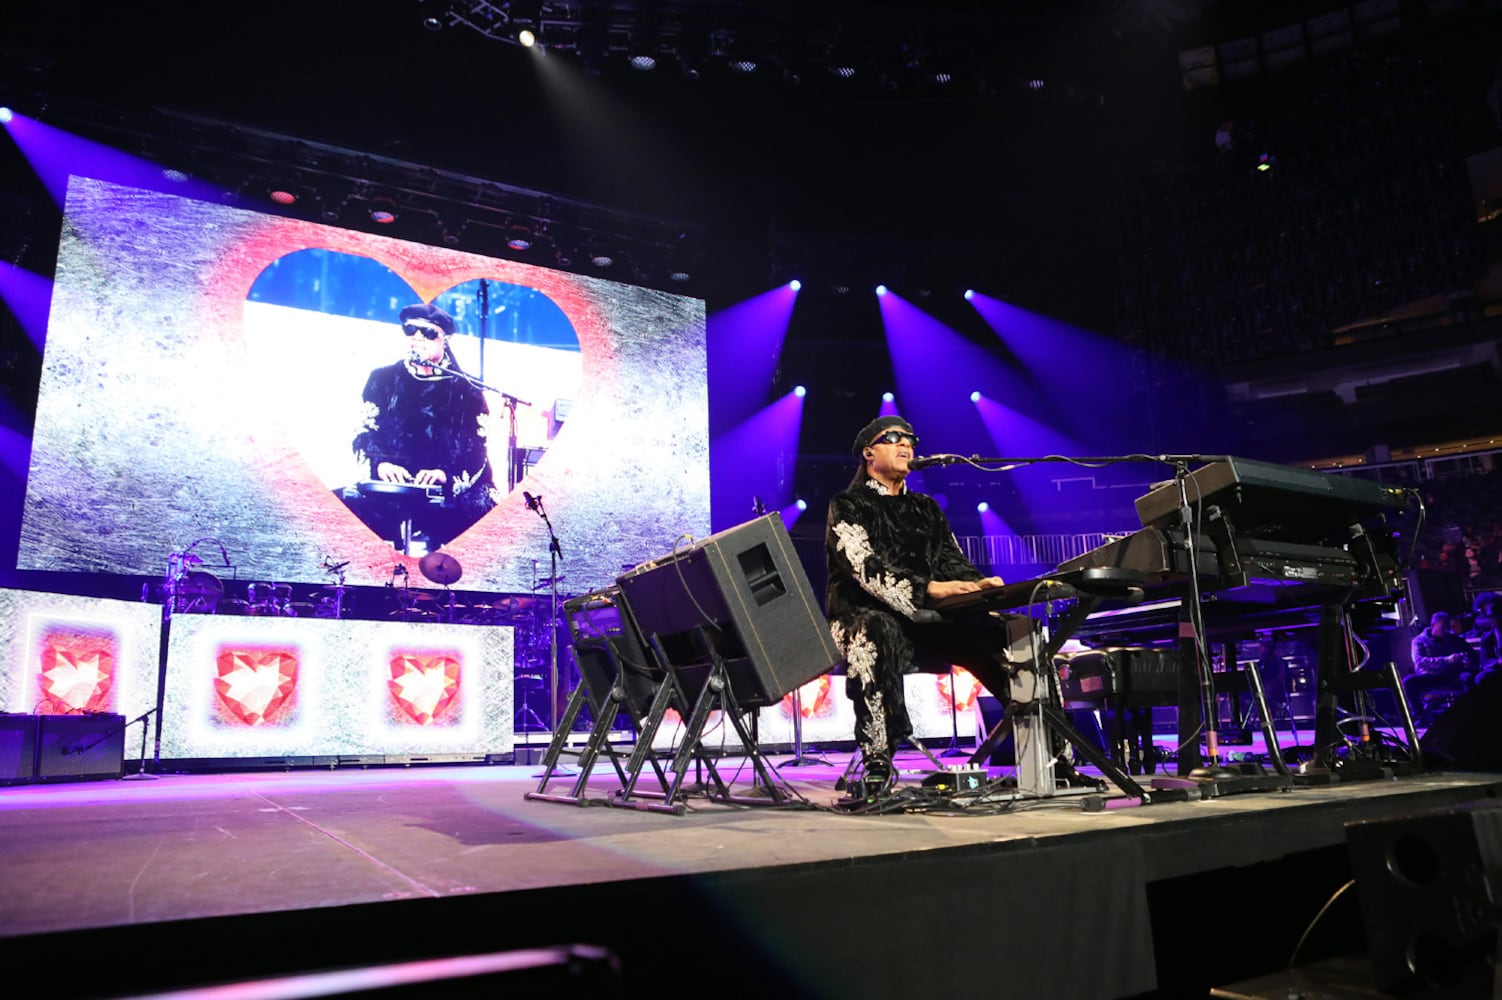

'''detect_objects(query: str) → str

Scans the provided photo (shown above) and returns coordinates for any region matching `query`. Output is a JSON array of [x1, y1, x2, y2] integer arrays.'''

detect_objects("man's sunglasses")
[[870, 430, 918, 447], [403, 324, 445, 341]]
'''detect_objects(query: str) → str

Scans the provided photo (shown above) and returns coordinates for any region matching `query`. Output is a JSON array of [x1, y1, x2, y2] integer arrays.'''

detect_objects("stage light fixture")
[[882, 392, 893, 402], [367, 197, 398, 224], [830, 63, 858, 80], [875, 284, 888, 296], [519, 29, 536, 47], [506, 224, 533, 250], [977, 502, 989, 513], [794, 385, 806, 397], [629, 53, 657, 71], [0, 108, 12, 123], [789, 279, 802, 291], [268, 188, 298, 206], [590, 253, 614, 267], [669, 270, 691, 282], [422, 16, 442, 32], [970, 391, 981, 402], [729, 57, 758, 74], [161, 168, 189, 183], [964, 288, 975, 300], [796, 499, 807, 511]]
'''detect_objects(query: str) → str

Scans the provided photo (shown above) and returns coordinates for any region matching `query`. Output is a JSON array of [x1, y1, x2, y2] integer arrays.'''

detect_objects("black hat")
[[398, 302, 456, 336], [852, 415, 916, 456]]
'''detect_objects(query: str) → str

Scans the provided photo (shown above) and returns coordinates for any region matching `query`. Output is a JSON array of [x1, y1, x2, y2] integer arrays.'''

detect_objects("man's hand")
[[412, 468, 448, 487], [928, 579, 988, 600], [376, 462, 413, 484]]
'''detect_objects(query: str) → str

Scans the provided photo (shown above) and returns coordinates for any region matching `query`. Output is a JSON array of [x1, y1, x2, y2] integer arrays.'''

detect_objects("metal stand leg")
[[941, 666, 969, 758], [783, 683, 831, 767]]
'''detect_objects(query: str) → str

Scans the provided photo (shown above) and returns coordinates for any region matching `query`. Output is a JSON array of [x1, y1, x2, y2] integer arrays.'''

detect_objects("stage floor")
[[2, 752, 1497, 998]]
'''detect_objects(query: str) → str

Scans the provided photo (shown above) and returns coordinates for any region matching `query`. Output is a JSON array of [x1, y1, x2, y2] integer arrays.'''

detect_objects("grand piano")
[[1051, 457, 1417, 777]]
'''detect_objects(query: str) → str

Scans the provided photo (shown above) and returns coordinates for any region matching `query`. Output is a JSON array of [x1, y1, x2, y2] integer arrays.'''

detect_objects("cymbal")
[[179, 571, 224, 598], [419, 552, 463, 585]]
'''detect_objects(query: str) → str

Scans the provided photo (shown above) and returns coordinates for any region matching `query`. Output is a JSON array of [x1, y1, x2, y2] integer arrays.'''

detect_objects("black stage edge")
[[0, 773, 1497, 999]]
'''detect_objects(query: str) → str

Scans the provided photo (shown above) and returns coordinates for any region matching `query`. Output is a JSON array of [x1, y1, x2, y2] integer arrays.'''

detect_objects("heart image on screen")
[[242, 249, 583, 558]]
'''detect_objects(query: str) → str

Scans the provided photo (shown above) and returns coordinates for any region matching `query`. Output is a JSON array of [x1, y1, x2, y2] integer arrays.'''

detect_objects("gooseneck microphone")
[[908, 455, 946, 470], [523, 491, 541, 511]]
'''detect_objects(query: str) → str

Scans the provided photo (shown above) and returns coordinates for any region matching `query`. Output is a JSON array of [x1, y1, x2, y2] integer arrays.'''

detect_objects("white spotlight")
[[875, 284, 888, 296], [970, 391, 981, 403], [518, 29, 536, 47]]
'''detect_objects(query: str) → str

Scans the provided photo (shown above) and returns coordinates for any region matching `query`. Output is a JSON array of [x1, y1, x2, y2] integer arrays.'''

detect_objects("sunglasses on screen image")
[[870, 430, 918, 447], [403, 324, 445, 340]]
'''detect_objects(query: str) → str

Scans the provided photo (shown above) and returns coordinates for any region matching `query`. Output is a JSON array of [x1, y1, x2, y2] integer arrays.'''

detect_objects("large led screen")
[[0, 588, 162, 721], [20, 177, 710, 591], [159, 615, 514, 761]]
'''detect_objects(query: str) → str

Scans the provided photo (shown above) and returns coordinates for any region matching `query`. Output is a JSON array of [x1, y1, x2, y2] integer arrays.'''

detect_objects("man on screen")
[[344, 303, 497, 555]]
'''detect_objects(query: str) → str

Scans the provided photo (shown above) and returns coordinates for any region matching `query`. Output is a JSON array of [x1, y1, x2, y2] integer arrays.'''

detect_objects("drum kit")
[[154, 546, 567, 671]]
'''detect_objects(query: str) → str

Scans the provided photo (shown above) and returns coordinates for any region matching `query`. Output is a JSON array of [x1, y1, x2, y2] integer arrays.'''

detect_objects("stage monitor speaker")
[[1346, 801, 1502, 998], [564, 589, 661, 723], [1420, 679, 1502, 771], [615, 513, 839, 708], [0, 714, 40, 785], [36, 714, 125, 783]]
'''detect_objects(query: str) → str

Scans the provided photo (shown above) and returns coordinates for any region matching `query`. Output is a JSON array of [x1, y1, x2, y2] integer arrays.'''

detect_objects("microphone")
[[908, 455, 947, 470], [523, 491, 541, 511]]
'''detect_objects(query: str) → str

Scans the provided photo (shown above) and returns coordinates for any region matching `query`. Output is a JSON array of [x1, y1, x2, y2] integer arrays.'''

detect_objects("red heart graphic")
[[213, 646, 299, 726], [195, 224, 620, 586], [387, 651, 462, 726], [37, 627, 118, 715], [242, 250, 583, 561]]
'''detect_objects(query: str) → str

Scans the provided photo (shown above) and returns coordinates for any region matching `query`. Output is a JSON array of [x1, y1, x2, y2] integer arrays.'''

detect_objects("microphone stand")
[[120, 708, 160, 781], [415, 357, 532, 492], [525, 494, 571, 775]]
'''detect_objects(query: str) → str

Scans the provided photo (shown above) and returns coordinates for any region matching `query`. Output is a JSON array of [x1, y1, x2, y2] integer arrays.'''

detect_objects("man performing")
[[825, 414, 1020, 786], [346, 303, 497, 554]]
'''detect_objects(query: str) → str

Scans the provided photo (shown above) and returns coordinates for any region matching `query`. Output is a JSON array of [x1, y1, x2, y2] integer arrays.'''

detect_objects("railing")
[[956, 532, 1125, 570]]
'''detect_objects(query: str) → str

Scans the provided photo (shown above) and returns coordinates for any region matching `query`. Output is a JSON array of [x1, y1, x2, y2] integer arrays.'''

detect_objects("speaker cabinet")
[[1420, 679, 1502, 771], [1346, 801, 1502, 998], [564, 589, 661, 723], [616, 513, 839, 708], [36, 714, 125, 783], [0, 715, 40, 785]]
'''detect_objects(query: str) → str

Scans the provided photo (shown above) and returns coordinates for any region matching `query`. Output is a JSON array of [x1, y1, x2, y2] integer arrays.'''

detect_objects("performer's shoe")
[[854, 754, 894, 798]]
